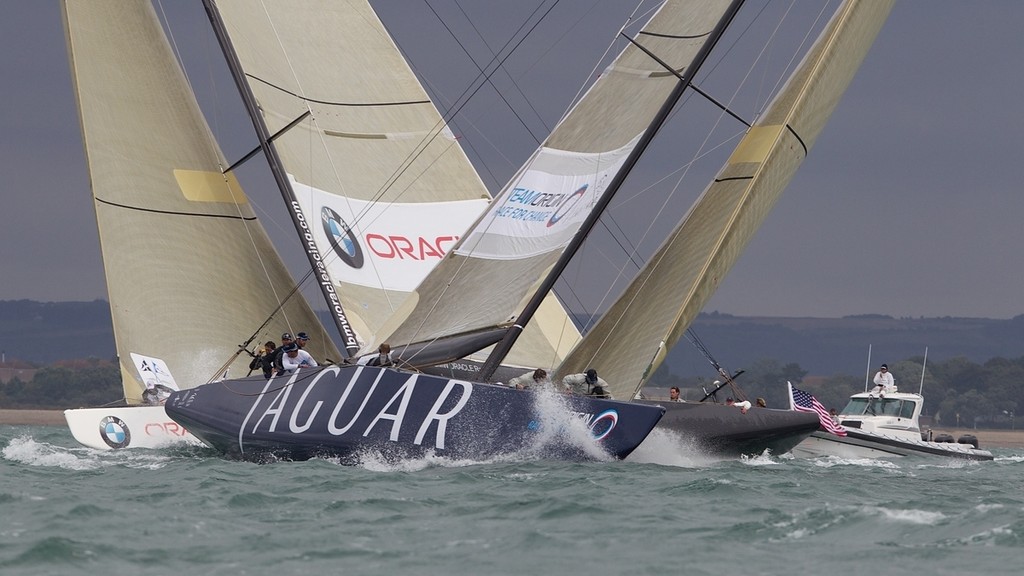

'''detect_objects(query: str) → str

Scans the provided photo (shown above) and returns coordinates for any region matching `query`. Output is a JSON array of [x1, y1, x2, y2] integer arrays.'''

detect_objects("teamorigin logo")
[[321, 206, 364, 268], [546, 184, 588, 227]]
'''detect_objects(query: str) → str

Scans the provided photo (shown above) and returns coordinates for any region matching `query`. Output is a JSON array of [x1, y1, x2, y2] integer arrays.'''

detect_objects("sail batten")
[[556, 0, 895, 399]]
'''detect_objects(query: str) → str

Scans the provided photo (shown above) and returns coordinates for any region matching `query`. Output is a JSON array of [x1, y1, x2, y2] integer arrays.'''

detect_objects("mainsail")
[[375, 0, 736, 368], [62, 0, 338, 403], [209, 0, 491, 349], [209, 0, 584, 369], [556, 0, 894, 399]]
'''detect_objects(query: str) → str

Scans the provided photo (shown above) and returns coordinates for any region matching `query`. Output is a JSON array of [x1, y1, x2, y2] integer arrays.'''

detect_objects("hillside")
[[673, 312, 1024, 376], [2, 300, 1023, 376]]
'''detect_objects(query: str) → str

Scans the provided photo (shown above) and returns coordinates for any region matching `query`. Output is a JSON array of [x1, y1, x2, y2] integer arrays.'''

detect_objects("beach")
[[4, 408, 1024, 448]]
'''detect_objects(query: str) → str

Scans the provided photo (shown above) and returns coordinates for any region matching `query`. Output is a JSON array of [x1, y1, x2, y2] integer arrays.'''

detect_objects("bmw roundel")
[[99, 416, 132, 449], [321, 206, 364, 268]]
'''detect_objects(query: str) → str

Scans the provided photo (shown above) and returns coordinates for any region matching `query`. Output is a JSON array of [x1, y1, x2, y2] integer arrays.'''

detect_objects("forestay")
[[555, 0, 895, 399], [62, 0, 337, 403]]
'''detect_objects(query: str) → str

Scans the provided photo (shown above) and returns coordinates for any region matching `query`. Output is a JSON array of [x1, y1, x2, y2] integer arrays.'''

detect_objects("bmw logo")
[[99, 416, 132, 449], [321, 206, 364, 268]]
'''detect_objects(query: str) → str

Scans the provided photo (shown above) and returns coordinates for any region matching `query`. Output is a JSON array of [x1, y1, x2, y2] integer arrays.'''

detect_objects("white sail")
[[211, 0, 492, 347], [62, 0, 339, 403], [377, 0, 734, 358], [555, 0, 895, 399]]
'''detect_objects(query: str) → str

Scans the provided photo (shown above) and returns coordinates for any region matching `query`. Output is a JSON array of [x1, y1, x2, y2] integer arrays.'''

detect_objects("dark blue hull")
[[165, 365, 665, 463], [643, 401, 821, 457]]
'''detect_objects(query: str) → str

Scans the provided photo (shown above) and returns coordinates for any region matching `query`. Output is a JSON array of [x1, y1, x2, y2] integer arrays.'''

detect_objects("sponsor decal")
[[588, 409, 619, 441], [365, 233, 458, 260], [290, 199, 359, 351], [321, 206, 364, 268], [546, 184, 588, 227], [244, 368, 473, 450], [289, 174, 487, 291], [144, 421, 191, 437], [526, 408, 620, 440], [456, 140, 638, 260], [99, 416, 131, 449]]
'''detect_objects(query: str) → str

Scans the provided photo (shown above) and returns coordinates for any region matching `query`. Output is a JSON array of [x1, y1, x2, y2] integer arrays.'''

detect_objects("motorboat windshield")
[[842, 397, 916, 419]]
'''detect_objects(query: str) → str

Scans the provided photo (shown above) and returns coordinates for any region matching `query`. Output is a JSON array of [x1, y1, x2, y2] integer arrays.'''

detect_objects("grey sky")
[[1, 1, 1022, 320]]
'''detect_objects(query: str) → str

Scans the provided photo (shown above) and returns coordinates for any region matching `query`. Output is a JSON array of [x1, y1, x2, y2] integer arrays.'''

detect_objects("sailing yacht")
[[352, 0, 893, 457], [167, 0, 892, 461], [60, 0, 664, 460], [61, 0, 336, 449], [554, 0, 896, 456]]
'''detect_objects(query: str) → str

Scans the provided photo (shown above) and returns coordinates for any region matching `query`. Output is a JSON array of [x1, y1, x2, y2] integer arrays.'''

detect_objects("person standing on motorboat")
[[872, 363, 896, 396]]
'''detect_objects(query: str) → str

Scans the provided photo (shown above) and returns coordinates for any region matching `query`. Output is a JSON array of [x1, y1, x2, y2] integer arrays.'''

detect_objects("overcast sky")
[[2, 1, 1023, 320]]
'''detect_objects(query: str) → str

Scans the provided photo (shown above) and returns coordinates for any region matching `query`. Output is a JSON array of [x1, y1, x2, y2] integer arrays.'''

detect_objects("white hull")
[[64, 405, 201, 450], [792, 430, 993, 461]]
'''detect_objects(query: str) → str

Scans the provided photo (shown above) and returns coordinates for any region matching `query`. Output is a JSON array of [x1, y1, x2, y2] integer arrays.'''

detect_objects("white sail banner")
[[291, 176, 488, 291], [456, 140, 635, 260]]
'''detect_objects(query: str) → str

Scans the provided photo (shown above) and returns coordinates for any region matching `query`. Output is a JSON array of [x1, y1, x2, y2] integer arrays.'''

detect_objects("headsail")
[[375, 0, 736, 367], [555, 0, 894, 399], [210, 0, 492, 349], [62, 0, 338, 403]]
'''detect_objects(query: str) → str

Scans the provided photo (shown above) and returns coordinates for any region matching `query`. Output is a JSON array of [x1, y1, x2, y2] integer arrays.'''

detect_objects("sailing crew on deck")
[[508, 368, 550, 390], [562, 369, 612, 399], [357, 343, 394, 367], [669, 386, 682, 402], [271, 332, 295, 376], [281, 342, 318, 373], [295, 332, 310, 350], [872, 363, 896, 396], [249, 340, 277, 379]]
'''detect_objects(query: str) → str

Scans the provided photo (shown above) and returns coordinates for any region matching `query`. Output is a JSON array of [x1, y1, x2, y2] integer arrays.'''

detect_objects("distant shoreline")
[[2, 408, 1023, 451], [1, 409, 66, 426]]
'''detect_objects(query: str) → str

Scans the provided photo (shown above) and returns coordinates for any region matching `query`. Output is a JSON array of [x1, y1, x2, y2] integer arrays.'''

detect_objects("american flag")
[[789, 383, 847, 437]]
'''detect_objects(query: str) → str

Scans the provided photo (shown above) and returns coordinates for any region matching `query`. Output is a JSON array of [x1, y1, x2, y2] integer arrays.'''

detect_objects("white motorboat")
[[791, 389, 993, 461]]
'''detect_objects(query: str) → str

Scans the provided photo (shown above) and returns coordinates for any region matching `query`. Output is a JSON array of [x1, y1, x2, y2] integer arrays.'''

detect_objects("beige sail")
[[212, 0, 493, 346], [63, 0, 338, 403], [377, 0, 734, 362], [555, 0, 894, 399]]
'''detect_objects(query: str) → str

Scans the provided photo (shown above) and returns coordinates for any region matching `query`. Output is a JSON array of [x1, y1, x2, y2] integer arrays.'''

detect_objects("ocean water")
[[2, 424, 1022, 576]]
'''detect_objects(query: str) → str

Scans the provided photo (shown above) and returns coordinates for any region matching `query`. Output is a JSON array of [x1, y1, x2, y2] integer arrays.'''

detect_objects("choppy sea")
[[2, 423, 1022, 576]]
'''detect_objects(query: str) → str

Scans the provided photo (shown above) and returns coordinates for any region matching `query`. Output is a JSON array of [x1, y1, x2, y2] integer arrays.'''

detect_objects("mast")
[[478, 0, 746, 380], [201, 0, 360, 357]]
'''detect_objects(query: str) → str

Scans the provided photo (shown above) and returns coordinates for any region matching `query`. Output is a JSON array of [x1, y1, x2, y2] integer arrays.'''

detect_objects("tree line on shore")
[[651, 353, 1023, 430], [2, 354, 1021, 430]]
